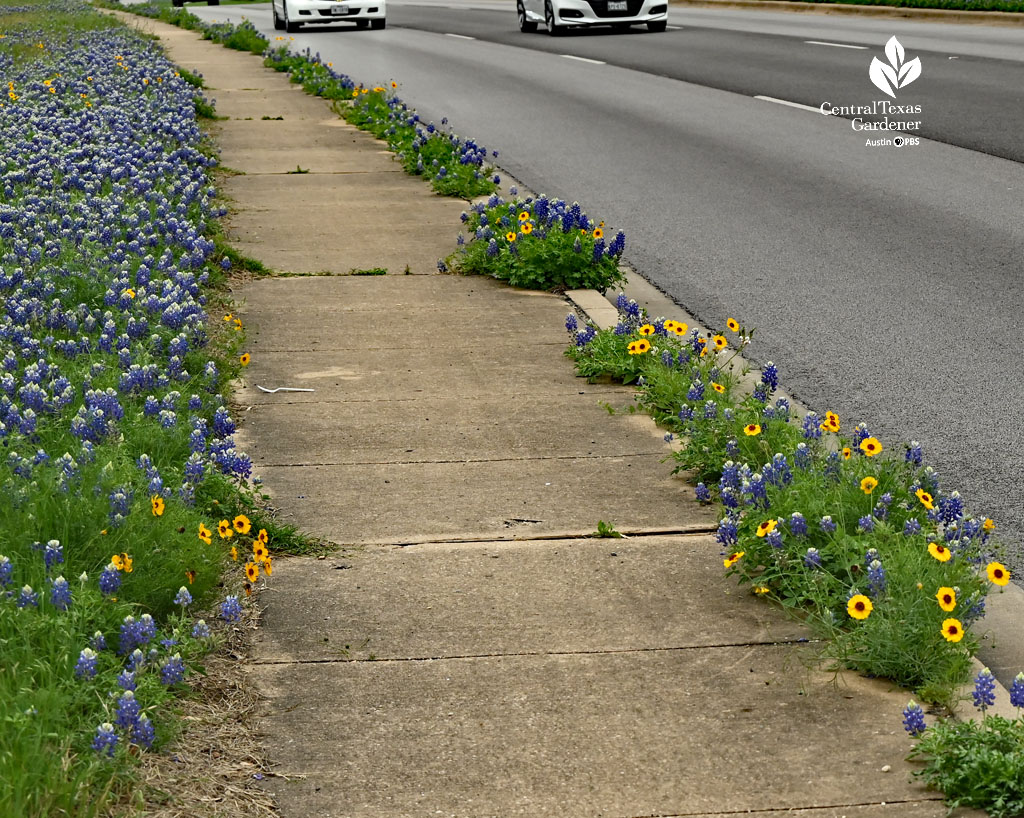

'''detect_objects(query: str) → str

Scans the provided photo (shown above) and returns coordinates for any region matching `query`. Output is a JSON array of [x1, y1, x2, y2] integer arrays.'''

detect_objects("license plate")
[[330, 6, 351, 14], [608, 1, 627, 9]]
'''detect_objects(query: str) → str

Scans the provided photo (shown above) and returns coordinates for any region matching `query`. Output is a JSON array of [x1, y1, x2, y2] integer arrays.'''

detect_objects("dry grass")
[[114, 605, 281, 818]]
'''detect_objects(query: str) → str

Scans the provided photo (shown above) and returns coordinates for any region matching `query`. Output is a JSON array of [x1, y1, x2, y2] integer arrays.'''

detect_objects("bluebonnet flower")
[[114, 691, 141, 730], [93, 723, 118, 757], [220, 595, 243, 623], [75, 648, 99, 679], [801, 413, 822, 440], [794, 443, 811, 470], [852, 422, 870, 446], [751, 383, 769, 404], [903, 519, 921, 536], [44, 540, 64, 572], [725, 438, 739, 458], [867, 560, 886, 597], [973, 668, 996, 711], [191, 620, 211, 639], [716, 517, 738, 547], [686, 381, 704, 401], [703, 400, 717, 420], [765, 530, 783, 549], [789, 513, 807, 537], [174, 586, 193, 607], [50, 576, 71, 611], [161, 654, 187, 686], [17, 585, 39, 608], [720, 461, 740, 489], [0, 555, 12, 587], [823, 451, 841, 482], [819, 516, 837, 533], [132, 715, 156, 750], [695, 483, 711, 503], [857, 516, 875, 533], [906, 440, 923, 467], [678, 405, 694, 422], [939, 492, 964, 525], [902, 702, 927, 737], [117, 670, 137, 691], [127, 649, 147, 673], [565, 314, 578, 334], [1010, 673, 1024, 709], [803, 548, 822, 569], [576, 327, 596, 346], [99, 565, 121, 596], [91, 631, 107, 652]]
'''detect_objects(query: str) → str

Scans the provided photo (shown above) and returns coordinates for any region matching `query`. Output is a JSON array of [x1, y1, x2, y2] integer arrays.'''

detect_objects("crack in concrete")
[[253, 451, 667, 468], [386, 527, 720, 546], [619, 798, 945, 818], [252, 639, 819, 666]]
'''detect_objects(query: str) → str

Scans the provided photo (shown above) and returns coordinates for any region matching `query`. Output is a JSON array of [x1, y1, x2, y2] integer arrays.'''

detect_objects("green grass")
[[758, 0, 1024, 12]]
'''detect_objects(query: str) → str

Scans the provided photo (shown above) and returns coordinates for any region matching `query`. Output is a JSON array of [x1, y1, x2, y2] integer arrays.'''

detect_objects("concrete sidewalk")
[[140, 18, 976, 818]]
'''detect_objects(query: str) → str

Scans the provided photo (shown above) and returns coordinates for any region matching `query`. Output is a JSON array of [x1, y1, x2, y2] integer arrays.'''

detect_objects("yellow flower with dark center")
[[263, 557, 273, 576], [117, 553, 133, 574], [223, 313, 233, 322], [390, 81, 398, 88], [217, 520, 234, 540], [726, 318, 739, 333], [916, 489, 934, 510], [712, 335, 727, 350], [983, 518, 995, 532], [257, 528, 269, 545], [638, 324, 655, 336], [521, 223, 533, 235], [842, 447, 852, 460], [234, 318, 243, 331], [753, 586, 770, 595], [111, 554, 124, 571], [198, 524, 212, 545], [859, 437, 883, 456], [723, 551, 744, 569], [936, 587, 956, 612], [593, 228, 603, 239], [233, 515, 252, 535], [230, 546, 238, 562], [627, 339, 651, 355], [712, 382, 725, 394], [825, 411, 840, 429], [518, 211, 530, 222], [941, 618, 964, 643], [246, 562, 260, 583], [756, 519, 777, 538], [928, 542, 951, 562], [151, 495, 165, 516], [671, 322, 688, 336], [186, 569, 196, 585], [744, 424, 761, 436], [847, 594, 872, 620], [860, 477, 878, 494], [986, 562, 1010, 586], [663, 320, 678, 333], [239, 353, 250, 367], [506, 231, 516, 242], [254, 543, 269, 562]]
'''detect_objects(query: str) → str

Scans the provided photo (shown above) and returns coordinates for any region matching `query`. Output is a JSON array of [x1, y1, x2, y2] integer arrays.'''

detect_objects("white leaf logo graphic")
[[869, 36, 922, 97], [870, 57, 897, 98]]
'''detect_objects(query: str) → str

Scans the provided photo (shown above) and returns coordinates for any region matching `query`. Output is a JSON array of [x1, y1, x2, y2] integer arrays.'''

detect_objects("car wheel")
[[370, 17, 386, 28], [273, 1, 285, 29], [544, 1, 562, 35], [517, 1, 537, 32], [284, 1, 301, 32], [647, 19, 667, 31]]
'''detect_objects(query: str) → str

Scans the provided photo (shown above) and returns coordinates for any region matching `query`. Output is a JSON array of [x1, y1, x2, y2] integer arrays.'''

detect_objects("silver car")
[[272, 0, 387, 32], [517, 0, 667, 34]]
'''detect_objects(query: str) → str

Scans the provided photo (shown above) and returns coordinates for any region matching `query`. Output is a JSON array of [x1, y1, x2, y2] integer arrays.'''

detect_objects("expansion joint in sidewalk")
[[387, 527, 720, 546], [253, 639, 820, 667], [259, 452, 667, 468], [624, 797, 945, 818]]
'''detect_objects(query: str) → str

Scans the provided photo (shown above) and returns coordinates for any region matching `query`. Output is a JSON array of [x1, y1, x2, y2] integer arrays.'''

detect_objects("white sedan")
[[272, 0, 387, 32], [517, 0, 667, 34]]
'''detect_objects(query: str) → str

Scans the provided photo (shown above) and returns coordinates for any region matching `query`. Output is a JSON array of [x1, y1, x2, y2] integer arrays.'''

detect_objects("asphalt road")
[[189, 3, 1024, 587]]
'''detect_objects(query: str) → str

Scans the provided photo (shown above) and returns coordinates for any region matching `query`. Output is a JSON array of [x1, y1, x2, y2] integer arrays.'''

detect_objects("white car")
[[517, 0, 666, 34], [272, 0, 386, 32]]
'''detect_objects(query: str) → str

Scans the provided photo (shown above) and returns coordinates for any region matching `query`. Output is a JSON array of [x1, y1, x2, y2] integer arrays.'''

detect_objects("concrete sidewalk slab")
[[253, 455, 715, 545], [235, 394, 664, 467], [250, 647, 944, 818], [253, 536, 807, 662]]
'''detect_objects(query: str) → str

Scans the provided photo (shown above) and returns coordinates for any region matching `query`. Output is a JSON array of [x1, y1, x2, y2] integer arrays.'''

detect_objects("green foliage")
[[448, 196, 625, 292], [910, 715, 1024, 816], [593, 520, 624, 538], [564, 297, 1000, 706], [793, 0, 1024, 12], [349, 267, 388, 275]]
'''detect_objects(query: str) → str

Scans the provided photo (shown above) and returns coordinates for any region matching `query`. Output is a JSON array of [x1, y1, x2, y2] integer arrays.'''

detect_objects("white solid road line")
[[561, 54, 606, 64], [804, 40, 868, 50], [444, 32, 476, 39], [754, 95, 826, 115]]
